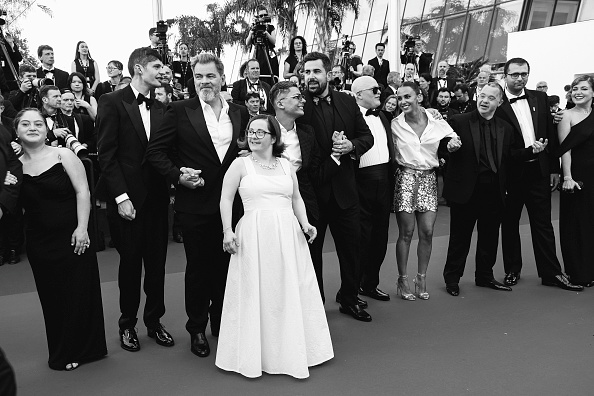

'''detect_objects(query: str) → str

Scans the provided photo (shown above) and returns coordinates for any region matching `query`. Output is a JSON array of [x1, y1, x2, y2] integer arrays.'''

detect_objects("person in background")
[[419, 73, 435, 108], [68, 72, 98, 120], [8, 64, 40, 111], [71, 41, 100, 96], [381, 94, 398, 120], [284, 36, 307, 81], [380, 71, 400, 104], [535, 81, 548, 93], [245, 91, 263, 117], [368, 43, 390, 89], [95, 60, 124, 100], [36, 45, 69, 90], [451, 84, 476, 114], [548, 95, 560, 115], [172, 42, 192, 92]]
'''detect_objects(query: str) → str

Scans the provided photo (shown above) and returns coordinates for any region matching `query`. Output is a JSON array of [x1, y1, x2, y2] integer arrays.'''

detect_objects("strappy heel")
[[414, 273, 430, 300], [397, 275, 416, 301]]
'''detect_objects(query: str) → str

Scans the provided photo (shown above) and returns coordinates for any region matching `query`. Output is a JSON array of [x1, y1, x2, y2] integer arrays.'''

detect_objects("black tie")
[[483, 121, 497, 173], [137, 93, 154, 110], [43, 69, 51, 75], [366, 109, 380, 117], [509, 94, 528, 104]]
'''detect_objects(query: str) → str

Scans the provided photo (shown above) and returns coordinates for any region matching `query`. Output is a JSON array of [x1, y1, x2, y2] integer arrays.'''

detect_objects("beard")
[[198, 85, 220, 102], [307, 78, 327, 96]]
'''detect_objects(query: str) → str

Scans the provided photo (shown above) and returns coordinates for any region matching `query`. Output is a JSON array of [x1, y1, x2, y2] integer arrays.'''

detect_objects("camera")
[[251, 13, 271, 46], [64, 133, 88, 158], [32, 78, 53, 88], [403, 35, 416, 55], [341, 36, 352, 57], [153, 19, 175, 64], [0, 10, 7, 26], [329, 77, 343, 90]]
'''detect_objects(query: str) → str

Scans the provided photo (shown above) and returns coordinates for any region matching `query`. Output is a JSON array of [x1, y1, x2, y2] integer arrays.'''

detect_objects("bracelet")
[[563, 176, 573, 181], [222, 227, 232, 233]]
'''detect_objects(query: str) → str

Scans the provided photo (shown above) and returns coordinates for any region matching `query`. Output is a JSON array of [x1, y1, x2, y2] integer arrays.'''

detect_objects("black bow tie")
[[366, 109, 380, 117], [43, 69, 53, 75], [313, 95, 331, 106], [509, 94, 528, 104], [137, 93, 154, 110]]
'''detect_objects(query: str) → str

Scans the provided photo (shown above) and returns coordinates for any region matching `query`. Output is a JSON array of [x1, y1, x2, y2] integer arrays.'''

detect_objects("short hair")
[[570, 74, 594, 90], [387, 71, 400, 85], [19, 64, 36, 77], [157, 83, 173, 95], [419, 73, 432, 83], [237, 114, 286, 157], [245, 58, 259, 69], [375, 43, 385, 50], [149, 27, 157, 36], [244, 92, 260, 102], [302, 52, 331, 73], [270, 81, 298, 106], [37, 45, 53, 58], [504, 57, 530, 75], [67, 72, 90, 93], [289, 36, 308, 58], [191, 53, 224, 76], [454, 84, 469, 94], [361, 65, 375, 76], [482, 82, 505, 100], [108, 60, 124, 71], [437, 87, 451, 95], [548, 95, 560, 106], [127, 47, 162, 76], [399, 81, 420, 95], [14, 108, 47, 131], [39, 85, 60, 99], [332, 65, 346, 74]]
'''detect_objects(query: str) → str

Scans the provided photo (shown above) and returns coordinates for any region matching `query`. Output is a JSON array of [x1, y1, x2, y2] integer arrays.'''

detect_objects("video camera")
[[251, 13, 271, 46], [153, 19, 174, 64], [341, 35, 353, 57], [0, 10, 6, 26]]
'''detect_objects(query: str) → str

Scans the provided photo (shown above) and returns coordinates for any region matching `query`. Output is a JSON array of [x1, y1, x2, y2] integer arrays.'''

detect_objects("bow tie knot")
[[366, 108, 380, 117], [509, 94, 528, 104], [137, 93, 154, 109]]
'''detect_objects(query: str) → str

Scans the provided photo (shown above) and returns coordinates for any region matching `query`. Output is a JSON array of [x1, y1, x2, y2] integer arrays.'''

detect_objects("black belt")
[[358, 163, 389, 180]]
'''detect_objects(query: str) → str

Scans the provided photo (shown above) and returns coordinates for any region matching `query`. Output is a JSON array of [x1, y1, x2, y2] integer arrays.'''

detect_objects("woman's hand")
[[4, 171, 17, 185], [302, 224, 317, 244], [75, 99, 91, 109], [223, 229, 239, 254], [562, 178, 581, 192], [71, 227, 90, 255]]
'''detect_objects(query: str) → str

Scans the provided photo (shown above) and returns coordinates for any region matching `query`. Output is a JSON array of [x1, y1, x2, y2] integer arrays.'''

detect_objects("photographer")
[[400, 36, 432, 78], [60, 90, 96, 153], [1, 32, 23, 83], [245, 6, 278, 86], [347, 42, 363, 80], [35, 45, 69, 90], [8, 64, 41, 111]]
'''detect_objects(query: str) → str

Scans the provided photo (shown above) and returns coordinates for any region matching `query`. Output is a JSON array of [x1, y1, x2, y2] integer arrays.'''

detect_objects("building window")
[[526, 0, 581, 30]]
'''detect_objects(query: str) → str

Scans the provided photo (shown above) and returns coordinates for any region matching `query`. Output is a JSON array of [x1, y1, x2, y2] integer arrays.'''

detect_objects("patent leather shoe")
[[504, 272, 520, 286], [336, 290, 368, 309], [190, 332, 210, 357], [446, 283, 460, 296], [119, 328, 140, 352], [147, 323, 174, 347], [542, 274, 584, 291], [7, 250, 19, 264], [359, 287, 390, 301], [476, 278, 512, 291], [339, 304, 372, 322]]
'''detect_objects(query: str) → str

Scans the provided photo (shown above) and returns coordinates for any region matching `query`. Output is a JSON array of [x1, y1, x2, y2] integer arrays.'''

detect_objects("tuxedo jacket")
[[36, 67, 69, 90], [441, 111, 514, 204], [380, 85, 397, 105], [495, 88, 560, 180], [298, 89, 374, 209], [368, 57, 390, 88], [433, 77, 457, 92], [95, 85, 168, 210], [294, 123, 320, 221], [65, 113, 96, 153], [356, 111, 396, 191], [230, 78, 273, 114], [145, 97, 249, 215], [0, 125, 22, 213]]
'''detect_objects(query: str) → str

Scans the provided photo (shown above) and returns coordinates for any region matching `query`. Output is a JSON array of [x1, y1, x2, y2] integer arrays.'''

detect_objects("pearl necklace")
[[251, 154, 278, 170]]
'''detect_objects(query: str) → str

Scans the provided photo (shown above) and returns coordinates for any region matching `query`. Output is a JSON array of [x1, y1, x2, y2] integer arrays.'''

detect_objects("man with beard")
[[146, 53, 249, 358], [435, 87, 460, 122], [298, 52, 374, 322], [154, 83, 173, 106]]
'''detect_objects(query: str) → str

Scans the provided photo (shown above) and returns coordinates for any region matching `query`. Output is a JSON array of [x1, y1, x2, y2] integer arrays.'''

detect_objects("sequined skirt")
[[393, 168, 437, 213]]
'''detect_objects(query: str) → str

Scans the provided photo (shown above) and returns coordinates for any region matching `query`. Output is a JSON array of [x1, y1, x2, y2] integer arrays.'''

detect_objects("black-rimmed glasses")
[[246, 129, 272, 139]]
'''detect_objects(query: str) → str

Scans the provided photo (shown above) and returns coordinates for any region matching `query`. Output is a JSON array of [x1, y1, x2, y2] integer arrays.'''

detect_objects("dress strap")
[[242, 155, 256, 175], [279, 157, 290, 176]]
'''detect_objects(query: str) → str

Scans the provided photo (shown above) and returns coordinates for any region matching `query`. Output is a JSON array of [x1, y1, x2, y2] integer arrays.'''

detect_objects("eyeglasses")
[[537, 85, 547, 89], [507, 72, 529, 80], [359, 87, 381, 95], [106, 67, 120, 71], [280, 94, 304, 102], [246, 129, 272, 139]]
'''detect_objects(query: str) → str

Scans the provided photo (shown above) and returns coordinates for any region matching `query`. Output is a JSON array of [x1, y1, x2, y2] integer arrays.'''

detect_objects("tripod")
[[339, 52, 352, 85], [0, 27, 17, 82], [252, 40, 278, 86]]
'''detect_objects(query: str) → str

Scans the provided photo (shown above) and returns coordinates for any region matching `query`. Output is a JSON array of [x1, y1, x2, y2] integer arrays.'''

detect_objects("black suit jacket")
[[433, 77, 456, 92], [95, 85, 168, 210], [64, 113, 96, 153], [441, 111, 514, 204], [230, 78, 273, 114], [0, 125, 21, 213], [495, 89, 560, 180], [368, 57, 390, 88], [36, 67, 69, 90], [297, 89, 374, 209], [145, 97, 249, 215], [380, 85, 397, 105], [294, 123, 320, 221]]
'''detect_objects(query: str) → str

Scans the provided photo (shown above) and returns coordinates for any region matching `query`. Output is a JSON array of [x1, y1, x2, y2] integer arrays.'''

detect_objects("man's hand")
[[447, 136, 462, 152], [117, 199, 136, 221], [10, 141, 22, 155], [179, 167, 204, 189], [550, 174, 560, 191], [53, 127, 70, 139], [331, 131, 353, 156], [425, 108, 443, 120], [532, 138, 548, 154], [20, 79, 32, 93], [4, 171, 17, 186], [553, 109, 564, 124]]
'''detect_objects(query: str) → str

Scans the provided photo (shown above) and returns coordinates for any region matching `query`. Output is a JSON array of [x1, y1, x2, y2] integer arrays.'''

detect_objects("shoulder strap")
[[243, 155, 256, 175]]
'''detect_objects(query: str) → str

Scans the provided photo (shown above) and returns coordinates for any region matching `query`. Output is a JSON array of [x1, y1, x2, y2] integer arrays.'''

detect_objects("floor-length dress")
[[215, 157, 333, 379], [559, 110, 594, 286], [21, 163, 107, 370]]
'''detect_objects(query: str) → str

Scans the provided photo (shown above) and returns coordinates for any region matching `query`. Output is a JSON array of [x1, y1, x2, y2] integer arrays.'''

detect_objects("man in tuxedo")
[[496, 57, 582, 291], [36, 45, 69, 90], [469, 71, 490, 102], [412, 38, 432, 75], [441, 83, 517, 296], [245, 92, 263, 117], [148, 28, 160, 50], [451, 84, 476, 114], [60, 90, 96, 152], [298, 52, 374, 322], [231, 59, 273, 114], [146, 53, 249, 358], [368, 43, 390, 89], [380, 71, 400, 104], [350, 76, 395, 301], [8, 64, 40, 111], [434, 61, 456, 92], [154, 83, 173, 106], [96, 47, 174, 352], [331, 65, 351, 91]]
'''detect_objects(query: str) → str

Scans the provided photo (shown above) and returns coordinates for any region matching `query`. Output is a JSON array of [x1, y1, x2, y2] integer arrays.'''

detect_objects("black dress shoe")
[[339, 304, 372, 322], [147, 323, 174, 347], [542, 274, 584, 291], [504, 272, 520, 286], [7, 250, 19, 264], [119, 328, 140, 352], [336, 291, 368, 309], [476, 278, 512, 291], [359, 287, 390, 301], [446, 283, 460, 296], [190, 333, 210, 357], [173, 233, 183, 243]]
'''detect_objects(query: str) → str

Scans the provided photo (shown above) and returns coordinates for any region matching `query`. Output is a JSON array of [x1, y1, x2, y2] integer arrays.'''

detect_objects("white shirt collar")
[[199, 95, 229, 113], [506, 88, 525, 99], [277, 118, 296, 134]]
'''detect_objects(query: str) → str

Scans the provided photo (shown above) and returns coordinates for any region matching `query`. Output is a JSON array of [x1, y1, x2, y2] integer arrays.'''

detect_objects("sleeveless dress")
[[75, 58, 96, 89], [558, 110, 594, 286], [21, 163, 107, 370], [215, 157, 333, 379]]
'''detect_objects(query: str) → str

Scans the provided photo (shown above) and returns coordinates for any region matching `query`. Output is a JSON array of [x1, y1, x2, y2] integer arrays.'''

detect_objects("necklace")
[[251, 154, 278, 170]]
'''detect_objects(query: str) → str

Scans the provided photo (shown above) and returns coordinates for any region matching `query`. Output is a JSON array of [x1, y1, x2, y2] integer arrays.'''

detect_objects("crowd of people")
[[0, 17, 593, 386]]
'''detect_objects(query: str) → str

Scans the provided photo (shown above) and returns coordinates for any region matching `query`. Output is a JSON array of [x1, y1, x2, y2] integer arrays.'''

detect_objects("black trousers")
[[179, 212, 230, 335], [107, 197, 168, 330], [502, 161, 562, 278], [357, 164, 391, 290], [443, 179, 503, 285], [310, 192, 361, 307], [0, 348, 16, 396]]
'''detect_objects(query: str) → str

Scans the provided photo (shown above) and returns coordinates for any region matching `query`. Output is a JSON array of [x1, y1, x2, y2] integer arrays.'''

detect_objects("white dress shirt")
[[199, 95, 233, 163], [277, 120, 302, 172], [506, 89, 536, 148], [358, 105, 389, 168], [391, 110, 457, 170]]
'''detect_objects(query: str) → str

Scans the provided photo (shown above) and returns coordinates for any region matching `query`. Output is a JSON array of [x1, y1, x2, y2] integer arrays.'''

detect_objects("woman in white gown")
[[216, 115, 333, 379]]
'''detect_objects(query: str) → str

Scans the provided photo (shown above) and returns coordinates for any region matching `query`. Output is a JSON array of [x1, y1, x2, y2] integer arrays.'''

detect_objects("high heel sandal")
[[397, 275, 416, 301], [414, 273, 430, 300]]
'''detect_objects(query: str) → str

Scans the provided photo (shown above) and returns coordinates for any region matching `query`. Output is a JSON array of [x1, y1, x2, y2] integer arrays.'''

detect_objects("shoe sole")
[[190, 347, 210, 358], [338, 307, 372, 322]]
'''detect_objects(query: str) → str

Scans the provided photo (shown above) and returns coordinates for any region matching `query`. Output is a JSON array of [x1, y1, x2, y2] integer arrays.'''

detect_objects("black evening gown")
[[558, 110, 594, 286], [21, 163, 107, 370]]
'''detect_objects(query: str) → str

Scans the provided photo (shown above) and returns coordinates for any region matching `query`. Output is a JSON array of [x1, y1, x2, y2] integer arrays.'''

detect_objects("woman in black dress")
[[16, 108, 107, 371], [68, 72, 98, 120], [71, 41, 100, 96], [94, 60, 124, 101], [283, 36, 307, 80], [557, 75, 594, 287]]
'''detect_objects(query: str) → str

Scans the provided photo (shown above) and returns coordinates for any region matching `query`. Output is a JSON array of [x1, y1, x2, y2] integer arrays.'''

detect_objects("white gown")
[[215, 157, 333, 379]]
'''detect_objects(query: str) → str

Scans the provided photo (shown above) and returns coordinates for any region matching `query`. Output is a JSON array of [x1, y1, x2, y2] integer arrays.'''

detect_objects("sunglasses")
[[359, 86, 381, 95]]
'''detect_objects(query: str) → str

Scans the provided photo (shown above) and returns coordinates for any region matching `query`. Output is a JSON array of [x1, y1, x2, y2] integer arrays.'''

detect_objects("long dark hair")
[[74, 41, 94, 61], [237, 114, 286, 157], [68, 72, 90, 95], [289, 36, 308, 58]]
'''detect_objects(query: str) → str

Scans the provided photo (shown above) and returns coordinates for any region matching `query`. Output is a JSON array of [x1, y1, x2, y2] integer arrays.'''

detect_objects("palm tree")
[[311, 0, 359, 53]]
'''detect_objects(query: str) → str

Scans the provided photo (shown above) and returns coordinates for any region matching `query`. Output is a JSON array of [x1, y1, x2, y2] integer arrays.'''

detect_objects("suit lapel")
[[221, 104, 241, 166], [296, 124, 311, 166], [499, 100, 522, 136], [494, 119, 505, 168], [379, 112, 395, 161], [526, 90, 539, 138], [122, 86, 148, 147], [185, 98, 220, 162], [331, 90, 350, 136], [469, 115, 480, 164]]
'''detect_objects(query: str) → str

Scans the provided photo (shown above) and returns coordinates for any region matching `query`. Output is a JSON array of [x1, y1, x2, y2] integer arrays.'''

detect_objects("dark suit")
[[293, 123, 320, 221], [96, 85, 169, 330], [230, 78, 273, 114], [368, 57, 390, 89], [433, 77, 456, 92], [495, 89, 563, 279], [64, 112, 96, 153], [36, 67, 69, 90], [380, 85, 397, 105], [441, 111, 515, 284], [145, 97, 248, 335], [298, 89, 374, 306], [0, 125, 21, 214]]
